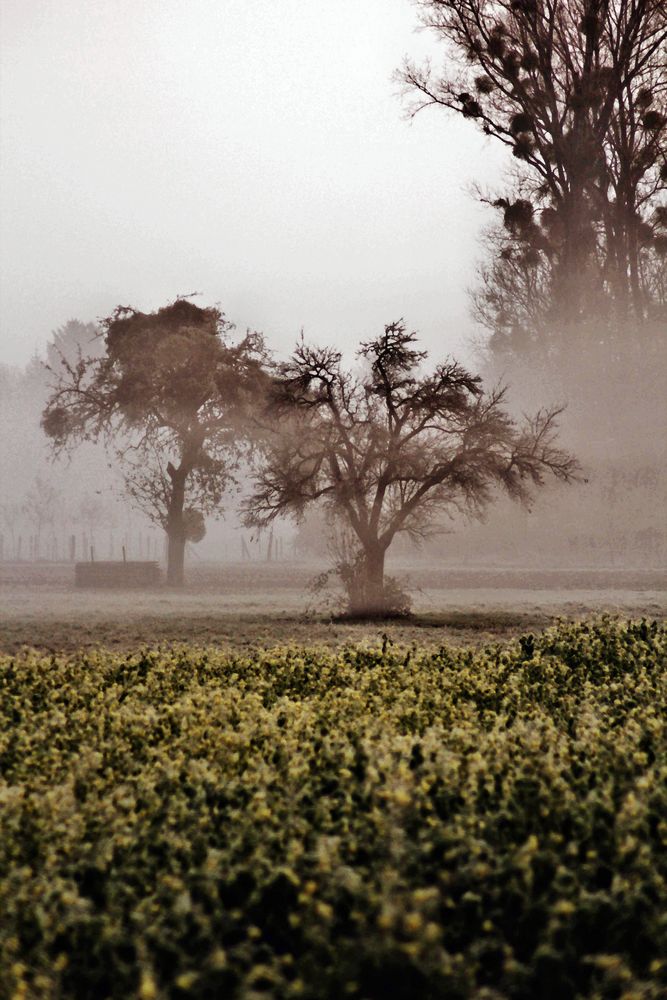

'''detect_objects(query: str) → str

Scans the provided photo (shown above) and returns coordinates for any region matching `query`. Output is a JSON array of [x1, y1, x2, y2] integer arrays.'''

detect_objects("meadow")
[[1, 613, 666, 999]]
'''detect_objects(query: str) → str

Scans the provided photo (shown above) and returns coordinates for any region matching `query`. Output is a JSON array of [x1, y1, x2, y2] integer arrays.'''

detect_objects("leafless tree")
[[22, 476, 61, 560], [400, 0, 666, 338], [246, 322, 580, 615]]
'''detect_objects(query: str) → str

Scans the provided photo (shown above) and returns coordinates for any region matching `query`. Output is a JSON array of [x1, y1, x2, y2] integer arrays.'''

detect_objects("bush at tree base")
[[308, 555, 412, 619], [1, 618, 666, 998]]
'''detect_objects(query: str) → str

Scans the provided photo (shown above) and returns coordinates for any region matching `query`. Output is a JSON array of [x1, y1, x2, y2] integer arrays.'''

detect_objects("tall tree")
[[42, 298, 267, 585], [401, 0, 667, 339], [246, 322, 579, 615]]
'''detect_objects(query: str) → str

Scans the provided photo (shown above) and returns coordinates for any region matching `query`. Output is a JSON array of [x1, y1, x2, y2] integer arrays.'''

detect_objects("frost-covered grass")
[[1, 618, 666, 998]]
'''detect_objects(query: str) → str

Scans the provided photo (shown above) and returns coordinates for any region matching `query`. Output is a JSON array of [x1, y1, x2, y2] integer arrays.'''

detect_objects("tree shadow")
[[328, 609, 549, 631]]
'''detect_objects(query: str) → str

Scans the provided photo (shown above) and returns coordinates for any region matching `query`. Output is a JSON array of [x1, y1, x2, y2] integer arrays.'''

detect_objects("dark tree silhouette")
[[400, 0, 666, 338], [42, 298, 267, 585], [246, 322, 580, 616]]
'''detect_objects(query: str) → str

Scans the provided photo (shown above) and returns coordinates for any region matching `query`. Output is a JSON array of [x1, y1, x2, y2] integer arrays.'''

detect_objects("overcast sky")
[[0, 0, 507, 369]]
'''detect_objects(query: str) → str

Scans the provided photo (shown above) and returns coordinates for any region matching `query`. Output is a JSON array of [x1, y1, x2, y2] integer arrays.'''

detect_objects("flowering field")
[[1, 619, 666, 999]]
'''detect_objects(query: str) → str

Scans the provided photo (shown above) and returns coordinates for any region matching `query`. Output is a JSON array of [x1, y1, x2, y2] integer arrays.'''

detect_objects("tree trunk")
[[348, 541, 387, 616], [166, 462, 187, 587], [166, 529, 186, 587], [554, 188, 591, 330]]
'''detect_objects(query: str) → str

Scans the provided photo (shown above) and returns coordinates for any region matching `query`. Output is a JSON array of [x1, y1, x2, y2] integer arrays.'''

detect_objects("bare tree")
[[0, 501, 21, 560], [22, 476, 61, 560], [246, 322, 580, 616], [400, 0, 667, 334], [42, 298, 268, 585]]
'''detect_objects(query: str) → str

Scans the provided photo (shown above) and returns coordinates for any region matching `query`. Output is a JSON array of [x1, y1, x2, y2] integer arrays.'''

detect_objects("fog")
[[0, 0, 503, 369], [3, 8, 666, 997], [0, 0, 665, 633]]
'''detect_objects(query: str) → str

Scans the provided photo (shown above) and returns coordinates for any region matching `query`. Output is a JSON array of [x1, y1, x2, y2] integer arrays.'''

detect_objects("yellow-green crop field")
[[1, 618, 666, 999]]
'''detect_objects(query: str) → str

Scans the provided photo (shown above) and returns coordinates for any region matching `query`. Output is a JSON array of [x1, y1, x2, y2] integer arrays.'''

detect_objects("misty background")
[[1, 0, 665, 573], [1, 0, 503, 367]]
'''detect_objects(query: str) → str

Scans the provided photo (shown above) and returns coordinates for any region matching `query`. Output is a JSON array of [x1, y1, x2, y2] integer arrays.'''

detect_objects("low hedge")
[[1, 618, 665, 998]]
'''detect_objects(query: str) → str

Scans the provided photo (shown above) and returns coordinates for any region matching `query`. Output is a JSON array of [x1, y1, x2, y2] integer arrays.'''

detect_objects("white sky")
[[0, 0, 506, 368]]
